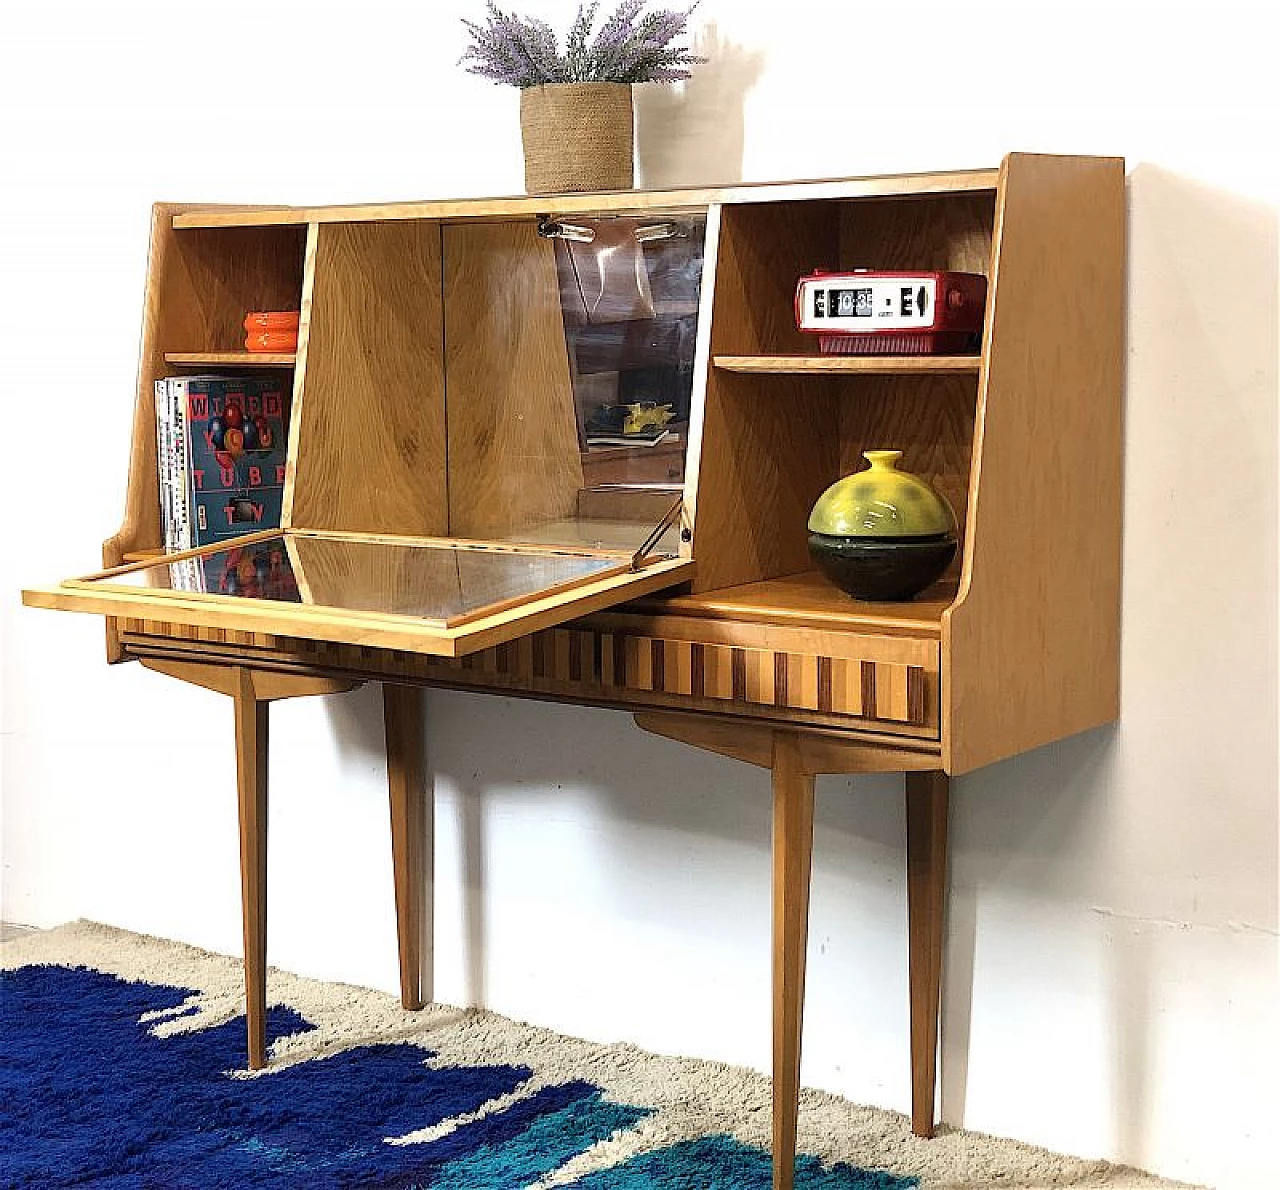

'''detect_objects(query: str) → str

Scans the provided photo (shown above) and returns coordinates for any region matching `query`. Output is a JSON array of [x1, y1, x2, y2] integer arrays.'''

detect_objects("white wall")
[[2, 2, 1276, 1187]]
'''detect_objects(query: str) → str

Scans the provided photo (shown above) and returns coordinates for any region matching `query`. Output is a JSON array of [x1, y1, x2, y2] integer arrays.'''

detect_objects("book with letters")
[[155, 374, 291, 552]]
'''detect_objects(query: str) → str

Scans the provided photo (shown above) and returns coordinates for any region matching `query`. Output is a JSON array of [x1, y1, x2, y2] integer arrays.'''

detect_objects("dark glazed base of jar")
[[808, 533, 957, 602]]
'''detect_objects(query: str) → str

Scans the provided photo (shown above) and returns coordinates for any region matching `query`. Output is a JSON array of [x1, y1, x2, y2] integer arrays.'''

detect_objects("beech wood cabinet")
[[23, 152, 1124, 1190]]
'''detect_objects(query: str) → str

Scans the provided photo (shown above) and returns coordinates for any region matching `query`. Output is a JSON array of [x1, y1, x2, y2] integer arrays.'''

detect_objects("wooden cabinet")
[[23, 153, 1124, 1189]]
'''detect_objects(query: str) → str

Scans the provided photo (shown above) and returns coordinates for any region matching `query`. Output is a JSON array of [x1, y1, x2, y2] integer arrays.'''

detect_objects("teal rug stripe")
[[567, 1135, 919, 1189], [426, 1091, 649, 1188]]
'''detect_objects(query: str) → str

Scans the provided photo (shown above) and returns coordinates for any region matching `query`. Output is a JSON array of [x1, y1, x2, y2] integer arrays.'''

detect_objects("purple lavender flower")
[[460, 0, 704, 87]]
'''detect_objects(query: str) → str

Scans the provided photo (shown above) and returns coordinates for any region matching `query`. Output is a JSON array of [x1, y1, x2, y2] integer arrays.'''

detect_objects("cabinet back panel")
[[707, 202, 841, 356], [838, 193, 996, 275], [838, 375, 978, 571], [689, 371, 842, 593], [286, 222, 448, 536], [443, 221, 584, 539], [165, 226, 306, 351]]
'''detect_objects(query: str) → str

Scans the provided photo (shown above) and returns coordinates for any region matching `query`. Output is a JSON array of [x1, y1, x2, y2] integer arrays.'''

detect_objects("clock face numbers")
[[806, 277, 939, 330]]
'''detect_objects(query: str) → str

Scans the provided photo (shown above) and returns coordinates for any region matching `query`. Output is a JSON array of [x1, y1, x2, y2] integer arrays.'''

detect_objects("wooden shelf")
[[632, 571, 958, 638], [713, 354, 981, 375], [164, 352, 296, 367], [169, 169, 1002, 229]]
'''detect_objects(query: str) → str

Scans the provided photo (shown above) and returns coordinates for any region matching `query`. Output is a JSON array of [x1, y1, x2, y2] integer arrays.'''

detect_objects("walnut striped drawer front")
[[432, 629, 930, 726], [118, 619, 936, 730]]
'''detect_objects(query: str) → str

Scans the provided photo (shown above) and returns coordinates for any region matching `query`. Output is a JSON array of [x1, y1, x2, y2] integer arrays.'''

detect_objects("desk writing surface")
[[28, 531, 695, 657], [104, 534, 629, 627]]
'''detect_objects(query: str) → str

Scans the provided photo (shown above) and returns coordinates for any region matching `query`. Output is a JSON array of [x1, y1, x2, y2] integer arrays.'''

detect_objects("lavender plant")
[[461, 1, 704, 87]]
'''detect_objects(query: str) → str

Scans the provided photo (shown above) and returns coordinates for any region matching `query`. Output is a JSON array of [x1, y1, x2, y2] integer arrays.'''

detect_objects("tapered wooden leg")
[[906, 769, 949, 1137], [771, 732, 815, 1190], [233, 667, 269, 1070], [384, 683, 431, 1010]]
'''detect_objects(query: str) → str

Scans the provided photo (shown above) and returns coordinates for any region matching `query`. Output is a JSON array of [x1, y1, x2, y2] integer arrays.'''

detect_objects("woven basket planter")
[[519, 82, 634, 194]]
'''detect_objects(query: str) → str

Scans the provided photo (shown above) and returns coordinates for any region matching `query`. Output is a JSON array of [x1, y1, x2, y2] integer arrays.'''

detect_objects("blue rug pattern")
[[0, 964, 915, 1189]]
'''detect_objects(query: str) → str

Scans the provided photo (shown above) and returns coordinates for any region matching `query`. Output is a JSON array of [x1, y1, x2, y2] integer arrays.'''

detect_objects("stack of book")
[[154, 374, 291, 563]]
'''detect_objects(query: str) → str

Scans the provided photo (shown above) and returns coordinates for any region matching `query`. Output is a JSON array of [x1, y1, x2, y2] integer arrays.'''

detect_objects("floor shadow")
[[634, 21, 765, 188]]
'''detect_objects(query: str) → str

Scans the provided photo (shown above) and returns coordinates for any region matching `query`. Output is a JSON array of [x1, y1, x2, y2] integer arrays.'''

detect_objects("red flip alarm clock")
[[795, 270, 987, 354]]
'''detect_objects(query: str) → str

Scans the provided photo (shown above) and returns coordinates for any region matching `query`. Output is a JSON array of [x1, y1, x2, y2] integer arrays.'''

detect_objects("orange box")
[[244, 310, 301, 332]]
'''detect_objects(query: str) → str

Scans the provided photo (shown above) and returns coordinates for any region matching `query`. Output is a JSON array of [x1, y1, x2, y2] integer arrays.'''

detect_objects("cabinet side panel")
[[943, 154, 1125, 773], [288, 222, 448, 536], [690, 203, 842, 592], [103, 204, 173, 661], [103, 212, 305, 658], [442, 222, 582, 539], [105, 204, 172, 571]]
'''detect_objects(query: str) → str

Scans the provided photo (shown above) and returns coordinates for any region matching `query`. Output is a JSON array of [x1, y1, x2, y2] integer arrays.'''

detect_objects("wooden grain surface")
[[625, 571, 956, 638], [103, 211, 305, 568], [384, 684, 431, 1011], [690, 203, 844, 591], [633, 711, 940, 772], [118, 623, 943, 746], [713, 355, 981, 375], [905, 770, 949, 1137], [170, 170, 1001, 229], [233, 667, 269, 1069], [771, 731, 814, 1190], [838, 192, 995, 274], [443, 221, 583, 539], [286, 221, 448, 537], [838, 374, 979, 567], [942, 153, 1124, 773], [103, 208, 306, 657], [24, 556, 694, 658], [165, 352, 296, 367]]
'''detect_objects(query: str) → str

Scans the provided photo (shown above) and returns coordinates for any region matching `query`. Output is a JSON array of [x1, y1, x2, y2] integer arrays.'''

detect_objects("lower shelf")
[[629, 571, 957, 637]]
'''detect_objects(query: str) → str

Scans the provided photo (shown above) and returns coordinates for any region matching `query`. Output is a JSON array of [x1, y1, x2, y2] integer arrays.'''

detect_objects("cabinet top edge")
[[168, 168, 1004, 229]]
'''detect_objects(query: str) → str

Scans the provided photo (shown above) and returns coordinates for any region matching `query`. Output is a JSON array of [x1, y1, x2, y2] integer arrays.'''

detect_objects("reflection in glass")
[[440, 212, 704, 557], [103, 535, 626, 626], [555, 215, 705, 497]]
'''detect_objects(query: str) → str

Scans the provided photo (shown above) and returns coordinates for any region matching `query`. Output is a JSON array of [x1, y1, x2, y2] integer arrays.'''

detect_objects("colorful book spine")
[[154, 380, 173, 552], [180, 376, 290, 546], [170, 378, 192, 551]]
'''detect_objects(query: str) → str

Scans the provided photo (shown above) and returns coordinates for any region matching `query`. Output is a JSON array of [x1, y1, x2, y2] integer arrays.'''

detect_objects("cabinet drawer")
[[427, 624, 939, 732]]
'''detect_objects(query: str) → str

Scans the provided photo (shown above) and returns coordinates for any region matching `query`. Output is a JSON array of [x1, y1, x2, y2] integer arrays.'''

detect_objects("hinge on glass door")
[[537, 217, 688, 244], [537, 218, 596, 242], [630, 497, 684, 571]]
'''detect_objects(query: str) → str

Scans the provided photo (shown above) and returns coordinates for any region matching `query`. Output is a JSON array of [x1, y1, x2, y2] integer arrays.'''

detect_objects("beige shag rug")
[[2, 921, 1198, 1189]]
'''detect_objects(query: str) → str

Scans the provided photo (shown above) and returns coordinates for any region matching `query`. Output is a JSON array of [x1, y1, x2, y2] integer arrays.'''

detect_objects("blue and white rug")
[[1, 923, 1177, 1189]]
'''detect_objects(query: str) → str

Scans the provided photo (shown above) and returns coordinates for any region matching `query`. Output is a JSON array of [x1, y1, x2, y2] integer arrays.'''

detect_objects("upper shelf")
[[169, 168, 1001, 229], [714, 355, 981, 375], [164, 352, 296, 367]]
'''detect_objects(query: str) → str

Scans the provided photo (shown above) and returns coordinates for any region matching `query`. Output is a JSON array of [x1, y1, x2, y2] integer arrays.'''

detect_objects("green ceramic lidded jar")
[[807, 450, 958, 601]]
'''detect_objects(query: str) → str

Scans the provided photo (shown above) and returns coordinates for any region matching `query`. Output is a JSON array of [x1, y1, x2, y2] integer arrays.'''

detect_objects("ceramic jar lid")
[[807, 450, 956, 539]]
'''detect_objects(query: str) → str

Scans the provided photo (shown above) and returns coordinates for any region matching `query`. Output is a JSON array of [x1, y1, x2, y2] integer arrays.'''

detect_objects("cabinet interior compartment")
[[708, 193, 996, 357], [689, 195, 991, 601], [288, 213, 708, 557], [122, 221, 308, 559], [160, 225, 307, 355]]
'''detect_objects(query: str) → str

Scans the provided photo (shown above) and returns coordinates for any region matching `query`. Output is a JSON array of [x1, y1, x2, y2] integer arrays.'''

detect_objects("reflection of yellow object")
[[623, 403, 675, 435], [808, 450, 957, 538]]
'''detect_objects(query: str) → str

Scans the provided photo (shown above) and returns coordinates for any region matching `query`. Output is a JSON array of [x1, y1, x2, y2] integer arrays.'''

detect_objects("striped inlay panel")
[[443, 629, 928, 725], [119, 621, 932, 726]]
